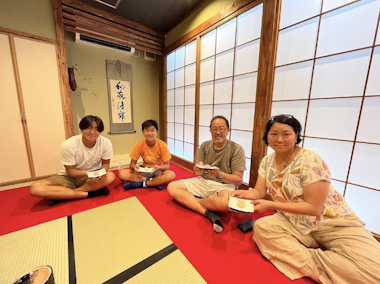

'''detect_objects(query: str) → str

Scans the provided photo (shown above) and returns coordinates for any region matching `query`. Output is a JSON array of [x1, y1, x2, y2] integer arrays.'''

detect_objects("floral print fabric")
[[258, 148, 355, 235]]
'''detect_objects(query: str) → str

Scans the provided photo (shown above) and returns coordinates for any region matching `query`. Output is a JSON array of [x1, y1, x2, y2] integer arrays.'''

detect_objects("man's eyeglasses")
[[210, 127, 227, 133], [268, 114, 294, 122]]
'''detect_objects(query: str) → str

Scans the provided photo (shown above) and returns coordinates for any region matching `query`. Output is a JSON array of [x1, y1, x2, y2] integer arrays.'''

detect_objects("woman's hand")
[[230, 189, 254, 199], [251, 199, 273, 213]]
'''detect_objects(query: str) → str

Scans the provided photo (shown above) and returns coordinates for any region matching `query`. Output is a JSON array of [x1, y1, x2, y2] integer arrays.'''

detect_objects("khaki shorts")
[[52, 175, 88, 189], [181, 176, 235, 199]]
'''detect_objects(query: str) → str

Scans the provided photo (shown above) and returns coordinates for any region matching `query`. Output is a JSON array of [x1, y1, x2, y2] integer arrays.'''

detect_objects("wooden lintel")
[[62, 5, 164, 44], [74, 15, 164, 50]]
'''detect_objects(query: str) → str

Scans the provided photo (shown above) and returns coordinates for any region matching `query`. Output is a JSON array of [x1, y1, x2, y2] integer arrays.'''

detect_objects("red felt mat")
[[0, 163, 312, 284]]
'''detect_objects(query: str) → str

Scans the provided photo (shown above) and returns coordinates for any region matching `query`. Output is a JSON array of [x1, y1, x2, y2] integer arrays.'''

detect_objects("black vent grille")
[[79, 34, 132, 52]]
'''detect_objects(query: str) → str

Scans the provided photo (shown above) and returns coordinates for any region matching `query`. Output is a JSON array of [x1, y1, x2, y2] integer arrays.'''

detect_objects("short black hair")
[[262, 114, 302, 146], [79, 115, 104, 132], [210, 115, 230, 129], [142, 119, 158, 131]]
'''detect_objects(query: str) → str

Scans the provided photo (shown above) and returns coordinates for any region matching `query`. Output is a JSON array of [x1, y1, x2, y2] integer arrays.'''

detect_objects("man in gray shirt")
[[167, 116, 246, 233]]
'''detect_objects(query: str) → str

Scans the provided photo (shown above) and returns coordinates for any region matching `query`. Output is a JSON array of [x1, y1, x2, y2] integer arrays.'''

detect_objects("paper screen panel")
[[175, 140, 184, 158], [311, 49, 371, 98], [273, 60, 313, 101], [233, 73, 257, 103], [199, 126, 210, 146], [331, 180, 345, 195], [213, 104, 231, 123], [167, 89, 174, 106], [184, 142, 194, 162], [175, 46, 185, 69], [200, 57, 215, 83], [345, 184, 380, 233], [185, 40, 197, 65], [200, 82, 214, 105], [365, 47, 380, 96], [175, 106, 184, 123], [215, 50, 234, 79], [280, 0, 322, 29], [199, 105, 213, 126], [276, 18, 319, 66], [356, 97, 380, 143], [167, 106, 174, 122], [317, 0, 380, 57], [271, 100, 308, 134], [303, 137, 353, 181], [216, 18, 236, 53], [236, 4, 263, 46], [201, 30, 216, 60], [184, 125, 195, 143], [305, 98, 361, 140], [214, 78, 232, 104], [167, 122, 174, 139], [167, 52, 175, 72], [348, 143, 380, 190], [185, 85, 196, 105], [323, 0, 357, 12], [185, 63, 196, 86], [168, 138, 175, 153], [231, 103, 255, 131], [175, 123, 184, 140], [234, 40, 260, 75], [167, 71, 174, 89], [230, 130, 252, 158], [175, 87, 184, 105], [184, 105, 195, 125], [175, 68, 184, 88]]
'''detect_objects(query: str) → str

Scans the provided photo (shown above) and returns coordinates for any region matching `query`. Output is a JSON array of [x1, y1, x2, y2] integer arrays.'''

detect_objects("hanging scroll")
[[106, 60, 135, 134]]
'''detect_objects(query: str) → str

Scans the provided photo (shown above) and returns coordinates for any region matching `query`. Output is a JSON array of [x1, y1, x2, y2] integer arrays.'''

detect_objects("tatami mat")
[[0, 217, 69, 284], [124, 250, 207, 284], [73, 197, 203, 284]]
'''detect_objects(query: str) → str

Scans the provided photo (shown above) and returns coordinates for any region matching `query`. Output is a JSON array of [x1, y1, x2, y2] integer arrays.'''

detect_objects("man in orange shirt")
[[119, 120, 176, 190]]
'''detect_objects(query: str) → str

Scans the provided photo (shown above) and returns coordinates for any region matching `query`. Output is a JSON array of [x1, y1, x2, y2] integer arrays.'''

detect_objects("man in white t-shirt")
[[29, 115, 116, 205]]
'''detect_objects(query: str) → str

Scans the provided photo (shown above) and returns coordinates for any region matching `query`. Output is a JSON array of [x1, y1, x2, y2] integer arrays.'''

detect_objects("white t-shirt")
[[58, 134, 113, 175]]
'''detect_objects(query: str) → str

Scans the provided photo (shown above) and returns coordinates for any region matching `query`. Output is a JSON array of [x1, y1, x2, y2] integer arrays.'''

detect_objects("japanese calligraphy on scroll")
[[110, 79, 131, 123], [106, 60, 135, 134]]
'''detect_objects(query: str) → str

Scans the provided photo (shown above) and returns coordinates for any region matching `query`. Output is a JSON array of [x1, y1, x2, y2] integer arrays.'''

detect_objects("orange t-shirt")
[[129, 139, 171, 167]]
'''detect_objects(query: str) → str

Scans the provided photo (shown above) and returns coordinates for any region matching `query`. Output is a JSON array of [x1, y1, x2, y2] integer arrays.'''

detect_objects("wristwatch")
[[217, 172, 223, 179]]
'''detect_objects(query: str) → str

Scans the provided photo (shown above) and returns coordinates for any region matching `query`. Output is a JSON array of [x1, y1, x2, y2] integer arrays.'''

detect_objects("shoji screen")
[[273, 0, 380, 234], [166, 41, 197, 162], [199, 4, 263, 184]]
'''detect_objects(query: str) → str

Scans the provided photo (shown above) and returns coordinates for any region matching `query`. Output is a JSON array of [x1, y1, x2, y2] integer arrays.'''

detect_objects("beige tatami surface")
[[0, 197, 206, 284], [0, 217, 69, 284]]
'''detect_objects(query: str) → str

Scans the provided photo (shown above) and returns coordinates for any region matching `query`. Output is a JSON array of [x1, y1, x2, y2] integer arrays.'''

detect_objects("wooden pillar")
[[249, 0, 282, 186], [53, 0, 74, 138]]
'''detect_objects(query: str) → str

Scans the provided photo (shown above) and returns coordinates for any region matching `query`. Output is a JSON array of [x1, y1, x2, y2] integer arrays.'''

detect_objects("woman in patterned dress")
[[231, 114, 380, 284]]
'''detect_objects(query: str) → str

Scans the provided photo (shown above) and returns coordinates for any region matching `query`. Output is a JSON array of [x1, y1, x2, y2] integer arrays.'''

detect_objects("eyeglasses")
[[268, 114, 294, 122], [210, 127, 227, 133]]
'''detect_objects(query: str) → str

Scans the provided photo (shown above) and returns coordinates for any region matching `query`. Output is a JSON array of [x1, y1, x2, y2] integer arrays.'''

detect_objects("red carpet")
[[0, 163, 312, 284]]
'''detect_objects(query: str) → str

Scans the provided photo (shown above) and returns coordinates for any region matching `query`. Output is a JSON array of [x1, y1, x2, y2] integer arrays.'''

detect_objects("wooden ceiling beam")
[[62, 5, 164, 44], [62, 0, 164, 39]]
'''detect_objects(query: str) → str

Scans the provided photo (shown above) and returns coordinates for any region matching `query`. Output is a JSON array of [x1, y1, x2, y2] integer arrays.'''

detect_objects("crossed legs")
[[29, 171, 116, 200], [167, 180, 230, 232]]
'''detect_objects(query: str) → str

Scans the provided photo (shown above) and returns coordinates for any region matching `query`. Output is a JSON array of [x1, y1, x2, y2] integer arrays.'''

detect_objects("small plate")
[[196, 165, 217, 170], [87, 168, 106, 178], [137, 167, 153, 173], [228, 196, 254, 214]]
